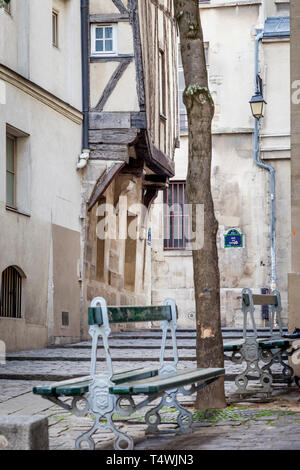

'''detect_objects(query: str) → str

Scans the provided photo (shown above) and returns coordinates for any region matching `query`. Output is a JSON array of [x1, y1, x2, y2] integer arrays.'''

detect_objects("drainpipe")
[[254, 31, 276, 290], [79, 0, 89, 341], [78, 0, 90, 170]]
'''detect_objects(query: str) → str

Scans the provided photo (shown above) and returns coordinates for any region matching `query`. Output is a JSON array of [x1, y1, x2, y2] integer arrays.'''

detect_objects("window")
[[52, 10, 58, 47], [163, 182, 191, 250], [159, 50, 166, 118], [0, 267, 23, 318], [5, 125, 30, 215], [91, 24, 117, 56], [6, 134, 16, 208], [178, 43, 209, 132]]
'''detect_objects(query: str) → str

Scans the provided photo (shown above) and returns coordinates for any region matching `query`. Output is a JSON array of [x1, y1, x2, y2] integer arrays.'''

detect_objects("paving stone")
[[0, 415, 48, 450], [0, 331, 299, 450]]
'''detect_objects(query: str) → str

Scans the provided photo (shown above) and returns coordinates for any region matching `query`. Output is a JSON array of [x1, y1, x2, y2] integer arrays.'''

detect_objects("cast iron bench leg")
[[234, 337, 273, 395], [145, 390, 193, 436], [75, 410, 134, 450]]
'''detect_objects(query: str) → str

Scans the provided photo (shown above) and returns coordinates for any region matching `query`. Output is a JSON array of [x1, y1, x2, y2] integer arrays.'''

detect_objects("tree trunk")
[[174, 0, 226, 409]]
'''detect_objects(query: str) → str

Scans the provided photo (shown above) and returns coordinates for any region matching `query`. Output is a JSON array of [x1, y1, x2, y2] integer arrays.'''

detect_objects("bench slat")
[[88, 305, 172, 325], [33, 376, 92, 397], [243, 294, 278, 306], [223, 339, 244, 352], [258, 338, 291, 349], [223, 337, 291, 355], [109, 367, 225, 395], [33, 367, 160, 397]]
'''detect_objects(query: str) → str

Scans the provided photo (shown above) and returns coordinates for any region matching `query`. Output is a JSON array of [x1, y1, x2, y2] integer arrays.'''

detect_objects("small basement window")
[[91, 24, 117, 56], [0, 266, 24, 318]]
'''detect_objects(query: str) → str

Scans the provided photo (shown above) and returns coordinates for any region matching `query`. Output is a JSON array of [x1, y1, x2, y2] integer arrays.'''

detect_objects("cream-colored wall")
[[103, 62, 140, 112], [0, 78, 82, 349], [152, 1, 291, 328], [0, 1, 83, 351], [89, 0, 119, 15], [89, 7, 139, 112], [0, 0, 82, 110]]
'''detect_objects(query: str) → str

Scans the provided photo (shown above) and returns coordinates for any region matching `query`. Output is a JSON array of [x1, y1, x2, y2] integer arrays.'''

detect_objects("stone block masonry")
[[0, 415, 49, 450]]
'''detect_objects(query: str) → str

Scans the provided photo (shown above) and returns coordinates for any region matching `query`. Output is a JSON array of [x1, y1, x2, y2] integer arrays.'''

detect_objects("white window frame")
[[52, 9, 59, 48], [91, 24, 118, 56], [6, 133, 16, 209]]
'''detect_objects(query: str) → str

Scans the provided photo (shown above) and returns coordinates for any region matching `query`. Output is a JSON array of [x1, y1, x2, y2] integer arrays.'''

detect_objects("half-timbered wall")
[[138, 0, 178, 161], [81, 0, 178, 330]]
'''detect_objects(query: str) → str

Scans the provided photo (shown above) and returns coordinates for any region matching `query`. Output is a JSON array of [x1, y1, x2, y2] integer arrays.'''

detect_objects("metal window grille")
[[0, 267, 22, 318], [163, 182, 191, 250]]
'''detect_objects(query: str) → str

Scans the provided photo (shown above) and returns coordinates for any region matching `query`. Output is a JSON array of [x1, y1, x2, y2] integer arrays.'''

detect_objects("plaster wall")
[[0, 63, 82, 351], [89, 0, 119, 15], [152, 1, 291, 328], [0, 0, 82, 110], [288, 0, 300, 374]]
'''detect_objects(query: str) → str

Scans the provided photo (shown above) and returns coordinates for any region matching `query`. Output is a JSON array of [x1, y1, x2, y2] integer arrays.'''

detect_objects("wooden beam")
[[92, 58, 132, 112], [90, 55, 134, 63], [112, 0, 128, 14], [87, 162, 126, 212], [131, 112, 147, 129], [89, 144, 129, 161], [89, 112, 131, 130], [143, 186, 160, 211], [89, 14, 129, 23], [144, 131, 175, 177], [89, 128, 138, 145], [128, 0, 146, 110]]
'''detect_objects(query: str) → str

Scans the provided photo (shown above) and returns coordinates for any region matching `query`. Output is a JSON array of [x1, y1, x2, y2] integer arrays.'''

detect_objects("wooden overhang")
[[87, 126, 174, 212], [87, 162, 126, 212]]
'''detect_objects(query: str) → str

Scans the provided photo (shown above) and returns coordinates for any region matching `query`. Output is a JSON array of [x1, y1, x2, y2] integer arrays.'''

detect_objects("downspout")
[[79, 0, 89, 341], [78, 0, 90, 169], [254, 31, 276, 290]]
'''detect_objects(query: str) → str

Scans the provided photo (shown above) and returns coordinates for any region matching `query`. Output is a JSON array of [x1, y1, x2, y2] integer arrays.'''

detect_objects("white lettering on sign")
[[292, 80, 300, 105]]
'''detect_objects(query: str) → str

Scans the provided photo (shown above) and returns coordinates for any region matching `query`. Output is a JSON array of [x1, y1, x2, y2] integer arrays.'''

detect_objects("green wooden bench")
[[224, 288, 297, 396], [33, 297, 224, 450]]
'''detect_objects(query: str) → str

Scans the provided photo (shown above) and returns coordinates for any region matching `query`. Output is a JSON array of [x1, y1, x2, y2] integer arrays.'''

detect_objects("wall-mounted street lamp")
[[249, 92, 267, 119], [249, 74, 266, 119]]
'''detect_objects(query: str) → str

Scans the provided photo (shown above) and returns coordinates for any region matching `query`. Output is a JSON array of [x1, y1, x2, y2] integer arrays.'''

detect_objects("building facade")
[[0, 0, 83, 351], [289, 0, 300, 375], [80, 0, 177, 338], [151, 0, 291, 328], [0, 0, 178, 351]]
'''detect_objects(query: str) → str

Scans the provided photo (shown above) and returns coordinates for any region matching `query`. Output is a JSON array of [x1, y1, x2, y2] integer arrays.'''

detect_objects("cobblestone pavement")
[[0, 330, 299, 450]]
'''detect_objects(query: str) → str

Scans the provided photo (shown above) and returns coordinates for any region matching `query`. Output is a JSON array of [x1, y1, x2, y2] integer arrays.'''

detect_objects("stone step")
[[0, 371, 288, 383]]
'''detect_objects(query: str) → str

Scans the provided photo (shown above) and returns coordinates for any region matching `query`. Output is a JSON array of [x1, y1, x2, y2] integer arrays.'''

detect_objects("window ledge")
[[6, 206, 31, 218], [0, 316, 23, 320], [163, 250, 193, 257]]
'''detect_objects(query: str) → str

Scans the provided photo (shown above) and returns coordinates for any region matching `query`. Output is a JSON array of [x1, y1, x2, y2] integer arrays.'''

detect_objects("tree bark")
[[174, 0, 226, 409]]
